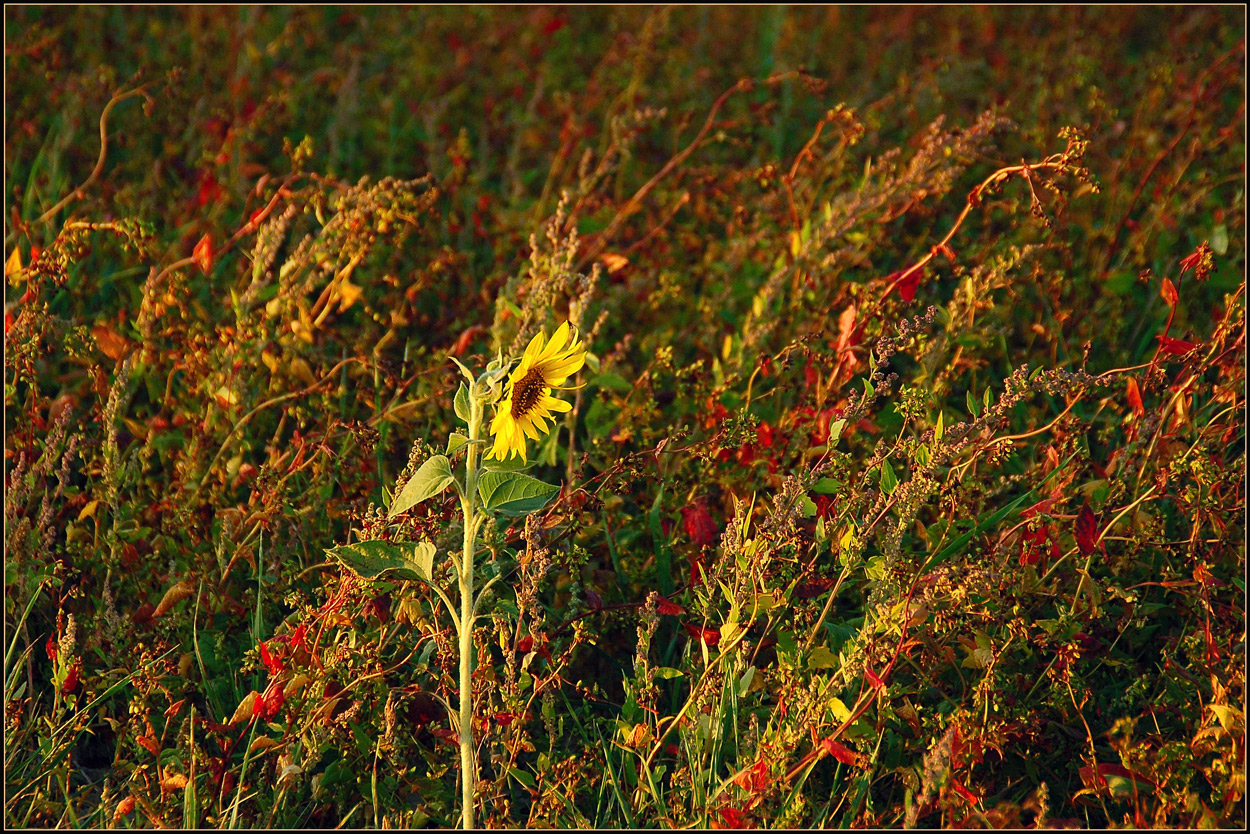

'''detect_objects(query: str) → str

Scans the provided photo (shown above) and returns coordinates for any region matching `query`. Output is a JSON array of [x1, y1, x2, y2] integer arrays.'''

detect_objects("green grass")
[[4, 6, 1245, 829]]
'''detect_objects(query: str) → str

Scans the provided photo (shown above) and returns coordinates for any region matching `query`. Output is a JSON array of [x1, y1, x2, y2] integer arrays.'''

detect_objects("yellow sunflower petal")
[[522, 330, 547, 364], [540, 394, 573, 413], [541, 322, 571, 359]]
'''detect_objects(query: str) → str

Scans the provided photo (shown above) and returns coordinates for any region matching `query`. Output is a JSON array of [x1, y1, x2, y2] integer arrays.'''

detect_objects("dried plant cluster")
[[4, 6, 1245, 829]]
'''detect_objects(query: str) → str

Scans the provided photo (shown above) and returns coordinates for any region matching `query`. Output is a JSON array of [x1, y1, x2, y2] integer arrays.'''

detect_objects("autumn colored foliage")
[[4, 6, 1244, 829]]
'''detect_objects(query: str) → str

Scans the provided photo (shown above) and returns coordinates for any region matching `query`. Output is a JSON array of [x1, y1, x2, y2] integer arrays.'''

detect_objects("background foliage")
[[5, 6, 1244, 828]]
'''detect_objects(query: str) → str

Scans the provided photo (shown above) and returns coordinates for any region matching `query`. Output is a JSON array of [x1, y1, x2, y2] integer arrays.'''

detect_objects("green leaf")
[[812, 477, 841, 495], [983, 387, 994, 410], [446, 433, 469, 456], [880, 459, 898, 494], [477, 470, 559, 516], [507, 768, 536, 790], [1212, 224, 1229, 255], [828, 418, 847, 445], [326, 540, 437, 582], [449, 355, 475, 385], [389, 455, 455, 518], [800, 496, 818, 517], [653, 666, 685, 680], [935, 410, 945, 440], [737, 665, 756, 696], [807, 646, 839, 669], [863, 377, 875, 399], [454, 383, 470, 423], [915, 445, 931, 467], [967, 388, 981, 418]]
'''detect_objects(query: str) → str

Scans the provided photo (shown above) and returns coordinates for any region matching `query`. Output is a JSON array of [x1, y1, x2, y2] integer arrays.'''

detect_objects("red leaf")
[[684, 623, 720, 647], [259, 641, 284, 676], [836, 304, 859, 354], [950, 778, 978, 805], [795, 577, 835, 599], [451, 324, 486, 357], [195, 171, 222, 206], [733, 759, 769, 792], [864, 664, 886, 689], [258, 679, 285, 720], [1075, 504, 1101, 556], [888, 268, 923, 302], [430, 727, 458, 746], [493, 711, 519, 727], [681, 501, 719, 549], [715, 807, 749, 829], [61, 661, 80, 694], [1021, 495, 1059, 519], [820, 737, 860, 766], [656, 597, 686, 617], [192, 234, 214, 276], [1160, 276, 1178, 308], [1125, 377, 1145, 417], [517, 635, 534, 654], [1157, 335, 1199, 356]]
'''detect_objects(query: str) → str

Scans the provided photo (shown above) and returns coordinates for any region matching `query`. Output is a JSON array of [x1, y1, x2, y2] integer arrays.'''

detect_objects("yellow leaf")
[[599, 252, 629, 274], [214, 386, 239, 409], [808, 646, 839, 669], [283, 674, 312, 699], [5, 247, 22, 279], [229, 691, 259, 726], [92, 323, 131, 361], [153, 580, 196, 619], [1209, 703, 1243, 733], [78, 500, 100, 521], [288, 357, 316, 387], [336, 279, 362, 312], [159, 772, 188, 792], [249, 736, 282, 753]]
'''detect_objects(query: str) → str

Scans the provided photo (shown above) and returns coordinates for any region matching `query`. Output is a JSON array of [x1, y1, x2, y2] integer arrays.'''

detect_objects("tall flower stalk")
[[457, 386, 484, 830], [371, 324, 585, 829]]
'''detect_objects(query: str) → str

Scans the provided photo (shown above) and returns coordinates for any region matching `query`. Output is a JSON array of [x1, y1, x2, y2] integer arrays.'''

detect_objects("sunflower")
[[487, 322, 586, 462]]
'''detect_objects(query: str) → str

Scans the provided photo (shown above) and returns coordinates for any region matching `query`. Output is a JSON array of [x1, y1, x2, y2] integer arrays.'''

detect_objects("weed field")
[[4, 6, 1245, 828]]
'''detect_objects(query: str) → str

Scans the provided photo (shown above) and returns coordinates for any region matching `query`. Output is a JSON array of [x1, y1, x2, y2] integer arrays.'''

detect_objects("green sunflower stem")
[[458, 393, 483, 830]]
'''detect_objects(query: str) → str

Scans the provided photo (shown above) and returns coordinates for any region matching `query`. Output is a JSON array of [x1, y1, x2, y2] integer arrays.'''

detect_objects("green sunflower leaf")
[[446, 433, 469, 455], [477, 470, 559, 516], [326, 540, 436, 582], [389, 455, 455, 517], [454, 383, 470, 423]]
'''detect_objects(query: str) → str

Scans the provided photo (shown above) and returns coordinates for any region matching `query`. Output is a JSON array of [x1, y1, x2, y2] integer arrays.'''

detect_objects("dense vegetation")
[[5, 6, 1245, 828]]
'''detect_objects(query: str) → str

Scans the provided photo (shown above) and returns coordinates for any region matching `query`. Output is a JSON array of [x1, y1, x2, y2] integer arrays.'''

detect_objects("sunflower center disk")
[[510, 369, 547, 419]]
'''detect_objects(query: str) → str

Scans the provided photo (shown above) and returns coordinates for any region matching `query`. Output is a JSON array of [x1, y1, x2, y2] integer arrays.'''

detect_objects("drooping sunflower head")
[[488, 322, 586, 462]]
